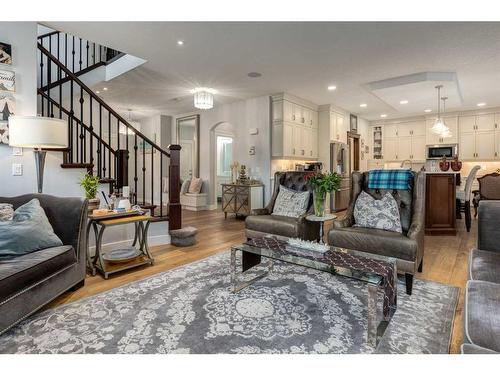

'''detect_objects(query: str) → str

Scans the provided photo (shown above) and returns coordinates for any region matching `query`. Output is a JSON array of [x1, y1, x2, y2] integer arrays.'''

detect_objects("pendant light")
[[440, 96, 452, 138], [120, 109, 141, 135], [191, 87, 217, 110], [431, 85, 449, 136]]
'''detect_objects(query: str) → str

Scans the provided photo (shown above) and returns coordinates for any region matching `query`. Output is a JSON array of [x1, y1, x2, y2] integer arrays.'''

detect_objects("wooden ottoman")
[[170, 226, 198, 247]]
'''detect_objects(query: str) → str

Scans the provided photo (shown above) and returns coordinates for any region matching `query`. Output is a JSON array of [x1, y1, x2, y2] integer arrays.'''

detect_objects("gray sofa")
[[0, 194, 87, 335], [245, 171, 320, 241], [327, 171, 425, 295], [462, 200, 500, 354]]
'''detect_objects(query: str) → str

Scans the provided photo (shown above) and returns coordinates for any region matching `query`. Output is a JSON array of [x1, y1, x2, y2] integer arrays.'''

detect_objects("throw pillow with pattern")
[[0, 203, 13, 221], [353, 191, 402, 233], [272, 185, 310, 218]]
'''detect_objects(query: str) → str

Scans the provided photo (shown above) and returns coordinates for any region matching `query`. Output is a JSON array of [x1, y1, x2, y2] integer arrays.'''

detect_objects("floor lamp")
[[8, 116, 68, 193]]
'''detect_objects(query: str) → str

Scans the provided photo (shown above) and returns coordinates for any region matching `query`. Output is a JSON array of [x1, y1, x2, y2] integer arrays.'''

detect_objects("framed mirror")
[[176, 114, 200, 181]]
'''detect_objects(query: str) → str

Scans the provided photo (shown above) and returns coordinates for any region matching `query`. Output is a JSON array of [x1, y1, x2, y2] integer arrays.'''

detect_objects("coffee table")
[[231, 237, 397, 347]]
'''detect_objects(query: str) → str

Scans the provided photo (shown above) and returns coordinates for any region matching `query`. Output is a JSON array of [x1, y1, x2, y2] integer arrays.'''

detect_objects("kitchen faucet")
[[400, 159, 413, 169]]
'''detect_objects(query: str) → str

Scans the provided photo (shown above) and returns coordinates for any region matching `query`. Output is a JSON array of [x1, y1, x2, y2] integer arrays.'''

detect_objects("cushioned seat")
[[469, 249, 500, 283], [461, 343, 498, 354], [328, 226, 417, 261], [245, 214, 302, 239], [0, 245, 76, 301], [465, 280, 500, 353]]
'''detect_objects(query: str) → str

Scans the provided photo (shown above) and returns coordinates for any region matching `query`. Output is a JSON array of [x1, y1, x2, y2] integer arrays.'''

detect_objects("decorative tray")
[[102, 247, 142, 263]]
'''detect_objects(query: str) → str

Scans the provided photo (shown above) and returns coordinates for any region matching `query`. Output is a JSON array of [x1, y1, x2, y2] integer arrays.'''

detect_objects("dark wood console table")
[[425, 172, 457, 236]]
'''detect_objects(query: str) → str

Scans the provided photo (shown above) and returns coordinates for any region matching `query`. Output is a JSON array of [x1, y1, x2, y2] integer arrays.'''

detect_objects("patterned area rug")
[[0, 252, 458, 354]]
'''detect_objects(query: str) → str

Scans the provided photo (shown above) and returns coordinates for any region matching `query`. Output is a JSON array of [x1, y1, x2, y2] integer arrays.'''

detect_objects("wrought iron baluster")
[[86, 40, 89, 69], [89, 97, 93, 170], [70, 79, 74, 163], [79, 87, 84, 162], [142, 141, 146, 206], [134, 134, 138, 204], [40, 50, 44, 115], [72, 36, 75, 72], [64, 34, 67, 69], [151, 148, 154, 215], [108, 112, 111, 179], [160, 154, 163, 217], [47, 57, 52, 117], [99, 104, 102, 178], [58, 66, 62, 119], [79, 38, 82, 71], [93, 42, 96, 65]]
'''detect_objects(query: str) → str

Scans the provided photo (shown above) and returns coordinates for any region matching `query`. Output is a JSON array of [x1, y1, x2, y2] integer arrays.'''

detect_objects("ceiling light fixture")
[[327, 85, 337, 91], [400, 100, 409, 105], [431, 85, 450, 137], [177, 40, 184, 46], [190, 87, 217, 110], [103, 87, 108, 91], [477, 102, 486, 107], [424, 109, 432, 113], [360, 103, 367, 108], [95, 91, 100, 94], [380, 114, 387, 118]]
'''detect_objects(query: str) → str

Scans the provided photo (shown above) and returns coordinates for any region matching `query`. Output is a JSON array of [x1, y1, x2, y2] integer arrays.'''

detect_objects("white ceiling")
[[44, 22, 500, 120]]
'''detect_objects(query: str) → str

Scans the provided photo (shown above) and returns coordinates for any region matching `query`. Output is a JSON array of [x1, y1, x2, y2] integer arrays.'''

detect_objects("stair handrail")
[[38, 43, 170, 158]]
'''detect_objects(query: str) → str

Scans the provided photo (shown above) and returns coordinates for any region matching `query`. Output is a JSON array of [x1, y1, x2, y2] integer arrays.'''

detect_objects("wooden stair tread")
[[148, 216, 169, 223], [60, 163, 93, 169], [99, 178, 115, 184]]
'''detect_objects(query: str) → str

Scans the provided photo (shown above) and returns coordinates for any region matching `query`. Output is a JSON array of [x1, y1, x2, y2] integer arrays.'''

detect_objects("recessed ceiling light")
[[95, 91, 100, 94], [380, 114, 387, 118], [177, 40, 184, 46], [103, 87, 108, 91], [400, 100, 409, 105], [360, 103, 367, 108], [327, 85, 337, 91], [477, 102, 486, 107], [247, 72, 262, 78], [424, 109, 432, 113]]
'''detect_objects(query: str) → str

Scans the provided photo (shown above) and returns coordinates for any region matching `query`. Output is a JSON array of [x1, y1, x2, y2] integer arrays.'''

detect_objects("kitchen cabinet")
[[459, 114, 497, 160], [381, 121, 426, 161], [271, 94, 319, 160], [459, 132, 475, 160], [425, 173, 457, 236], [328, 111, 347, 143], [384, 137, 398, 161], [397, 136, 412, 160], [476, 131, 496, 159], [411, 135, 427, 161], [426, 116, 458, 144], [384, 123, 399, 138], [367, 159, 385, 170]]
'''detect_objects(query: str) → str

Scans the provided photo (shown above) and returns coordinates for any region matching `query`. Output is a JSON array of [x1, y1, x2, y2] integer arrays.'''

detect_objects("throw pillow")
[[0, 203, 13, 221], [188, 177, 203, 194], [272, 185, 310, 218], [0, 198, 63, 258], [180, 179, 191, 194], [353, 191, 402, 233]]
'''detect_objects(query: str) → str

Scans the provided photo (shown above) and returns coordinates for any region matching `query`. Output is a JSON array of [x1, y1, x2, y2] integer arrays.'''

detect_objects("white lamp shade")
[[8, 116, 68, 148]]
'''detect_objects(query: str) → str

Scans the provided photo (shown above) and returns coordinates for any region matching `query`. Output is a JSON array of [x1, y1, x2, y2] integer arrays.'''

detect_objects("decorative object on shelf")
[[79, 172, 101, 212], [8, 116, 68, 193], [230, 161, 239, 183], [287, 237, 330, 253], [0, 94, 14, 145], [431, 85, 451, 137], [439, 156, 450, 172], [306, 171, 342, 217], [190, 87, 216, 110], [0, 42, 12, 65], [450, 155, 462, 172], [0, 70, 15, 92], [237, 164, 249, 184], [350, 114, 358, 132]]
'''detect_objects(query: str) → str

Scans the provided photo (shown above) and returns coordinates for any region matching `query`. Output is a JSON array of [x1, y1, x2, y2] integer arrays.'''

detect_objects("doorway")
[[216, 134, 234, 203], [348, 131, 360, 173]]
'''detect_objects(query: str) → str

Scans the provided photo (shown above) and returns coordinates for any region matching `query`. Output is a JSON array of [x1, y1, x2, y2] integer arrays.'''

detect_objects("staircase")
[[36, 30, 182, 229]]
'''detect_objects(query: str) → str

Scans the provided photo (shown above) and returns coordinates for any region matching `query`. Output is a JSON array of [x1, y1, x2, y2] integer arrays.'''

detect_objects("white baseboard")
[[207, 204, 218, 210]]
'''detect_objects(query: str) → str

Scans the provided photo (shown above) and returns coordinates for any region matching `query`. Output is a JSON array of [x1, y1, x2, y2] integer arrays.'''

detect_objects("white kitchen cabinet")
[[283, 123, 295, 157], [384, 123, 399, 138], [283, 100, 294, 123], [476, 131, 496, 160], [459, 114, 497, 160], [459, 115, 476, 133], [368, 159, 385, 170], [335, 113, 347, 143], [476, 114, 496, 131], [310, 111, 318, 128], [459, 132, 475, 160], [426, 116, 458, 144], [384, 137, 398, 161], [496, 130, 500, 159], [411, 135, 427, 161], [397, 136, 412, 161], [311, 128, 318, 158]]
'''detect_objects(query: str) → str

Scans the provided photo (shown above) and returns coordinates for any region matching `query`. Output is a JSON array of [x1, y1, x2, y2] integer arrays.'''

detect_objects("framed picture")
[[0, 70, 15, 92], [350, 114, 358, 133], [0, 42, 12, 65], [0, 94, 15, 145], [138, 133, 157, 154]]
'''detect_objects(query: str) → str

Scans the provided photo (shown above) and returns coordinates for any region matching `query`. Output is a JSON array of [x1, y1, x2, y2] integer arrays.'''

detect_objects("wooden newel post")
[[168, 144, 182, 230]]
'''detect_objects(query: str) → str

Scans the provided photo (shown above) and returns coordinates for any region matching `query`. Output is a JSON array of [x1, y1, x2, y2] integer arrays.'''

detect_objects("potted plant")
[[306, 171, 341, 217], [79, 173, 100, 212]]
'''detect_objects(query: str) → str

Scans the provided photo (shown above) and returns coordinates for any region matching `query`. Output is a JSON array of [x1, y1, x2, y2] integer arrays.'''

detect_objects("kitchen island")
[[425, 171, 459, 236]]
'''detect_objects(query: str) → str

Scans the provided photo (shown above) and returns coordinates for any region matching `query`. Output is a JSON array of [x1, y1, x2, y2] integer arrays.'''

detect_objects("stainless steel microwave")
[[426, 144, 458, 159]]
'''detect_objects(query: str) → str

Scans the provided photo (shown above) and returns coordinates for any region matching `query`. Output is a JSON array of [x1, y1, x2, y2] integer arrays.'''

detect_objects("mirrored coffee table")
[[231, 237, 397, 347]]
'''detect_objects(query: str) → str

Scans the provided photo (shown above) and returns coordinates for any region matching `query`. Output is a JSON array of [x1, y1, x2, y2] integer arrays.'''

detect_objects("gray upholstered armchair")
[[245, 171, 320, 241], [327, 171, 425, 295], [0, 194, 87, 334]]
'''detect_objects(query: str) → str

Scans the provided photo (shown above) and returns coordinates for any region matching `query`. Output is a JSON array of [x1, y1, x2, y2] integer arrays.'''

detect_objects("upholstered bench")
[[170, 226, 198, 247]]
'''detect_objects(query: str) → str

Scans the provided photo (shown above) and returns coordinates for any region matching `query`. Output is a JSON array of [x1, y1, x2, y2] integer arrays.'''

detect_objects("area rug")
[[0, 252, 458, 354]]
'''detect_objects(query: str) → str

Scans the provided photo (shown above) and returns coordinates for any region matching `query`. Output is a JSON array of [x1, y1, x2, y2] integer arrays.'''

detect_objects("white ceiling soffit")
[[366, 72, 463, 113]]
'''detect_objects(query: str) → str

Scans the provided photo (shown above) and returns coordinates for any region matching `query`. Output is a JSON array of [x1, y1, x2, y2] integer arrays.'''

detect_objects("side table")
[[305, 214, 337, 244], [87, 214, 154, 279]]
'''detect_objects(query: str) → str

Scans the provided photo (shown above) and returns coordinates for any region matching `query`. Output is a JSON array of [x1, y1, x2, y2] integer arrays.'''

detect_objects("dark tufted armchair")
[[327, 171, 425, 295], [245, 171, 320, 241]]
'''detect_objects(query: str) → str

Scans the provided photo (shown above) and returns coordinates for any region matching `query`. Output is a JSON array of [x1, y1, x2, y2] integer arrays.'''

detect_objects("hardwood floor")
[[49, 207, 474, 354]]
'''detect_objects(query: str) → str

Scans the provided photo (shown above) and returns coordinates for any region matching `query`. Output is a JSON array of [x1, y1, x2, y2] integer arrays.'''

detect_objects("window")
[[217, 136, 233, 176]]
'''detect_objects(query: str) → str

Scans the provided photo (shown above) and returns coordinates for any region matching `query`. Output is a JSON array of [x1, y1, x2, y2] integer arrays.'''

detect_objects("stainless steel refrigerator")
[[329, 141, 350, 212]]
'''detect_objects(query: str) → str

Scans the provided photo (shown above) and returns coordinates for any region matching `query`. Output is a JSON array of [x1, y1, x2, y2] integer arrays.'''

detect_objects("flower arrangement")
[[306, 171, 341, 216]]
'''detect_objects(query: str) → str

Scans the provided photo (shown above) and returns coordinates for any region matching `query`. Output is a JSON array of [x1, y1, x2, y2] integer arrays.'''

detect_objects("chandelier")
[[191, 87, 216, 110], [119, 109, 141, 135], [431, 85, 451, 137]]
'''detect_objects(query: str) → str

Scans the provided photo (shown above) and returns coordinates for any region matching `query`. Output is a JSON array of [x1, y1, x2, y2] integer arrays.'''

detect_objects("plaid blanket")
[[368, 169, 412, 190]]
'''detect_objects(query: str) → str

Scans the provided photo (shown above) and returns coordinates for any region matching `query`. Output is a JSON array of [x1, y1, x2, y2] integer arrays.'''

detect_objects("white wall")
[[174, 95, 272, 207]]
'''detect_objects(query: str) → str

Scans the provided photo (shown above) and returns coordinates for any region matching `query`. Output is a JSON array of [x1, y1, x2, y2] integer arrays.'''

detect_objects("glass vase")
[[313, 188, 326, 217]]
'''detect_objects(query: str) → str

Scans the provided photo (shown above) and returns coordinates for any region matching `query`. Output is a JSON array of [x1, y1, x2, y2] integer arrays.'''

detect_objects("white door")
[[283, 123, 294, 157], [384, 137, 398, 161], [460, 132, 475, 160], [411, 135, 427, 161], [459, 115, 476, 133], [476, 114, 496, 131], [180, 140, 194, 181], [398, 136, 412, 161], [475, 131, 496, 160]]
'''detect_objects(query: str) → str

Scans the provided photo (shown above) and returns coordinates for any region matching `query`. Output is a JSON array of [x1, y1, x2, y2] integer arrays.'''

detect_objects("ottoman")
[[170, 226, 197, 247]]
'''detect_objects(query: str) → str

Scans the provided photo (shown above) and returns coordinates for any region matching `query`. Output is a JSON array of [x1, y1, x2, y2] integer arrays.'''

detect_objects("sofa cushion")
[[0, 199, 63, 258], [272, 185, 310, 218], [465, 280, 500, 353], [461, 343, 498, 354], [188, 177, 203, 194], [353, 191, 402, 233], [0, 245, 76, 301], [469, 249, 500, 283], [246, 214, 301, 238], [328, 226, 417, 261]]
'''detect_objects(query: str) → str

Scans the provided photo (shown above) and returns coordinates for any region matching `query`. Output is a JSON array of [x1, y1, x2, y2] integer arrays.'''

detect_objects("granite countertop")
[[423, 171, 461, 174]]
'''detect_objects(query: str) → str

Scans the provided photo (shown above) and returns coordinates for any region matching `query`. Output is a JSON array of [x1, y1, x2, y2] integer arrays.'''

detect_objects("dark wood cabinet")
[[425, 173, 457, 236]]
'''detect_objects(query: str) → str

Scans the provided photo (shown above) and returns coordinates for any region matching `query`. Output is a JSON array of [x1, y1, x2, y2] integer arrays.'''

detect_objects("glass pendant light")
[[120, 109, 141, 135], [431, 85, 448, 135], [191, 87, 217, 110], [440, 96, 452, 138]]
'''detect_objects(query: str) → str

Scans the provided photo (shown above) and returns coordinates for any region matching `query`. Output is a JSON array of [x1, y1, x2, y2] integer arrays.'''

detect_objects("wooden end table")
[[305, 214, 337, 244]]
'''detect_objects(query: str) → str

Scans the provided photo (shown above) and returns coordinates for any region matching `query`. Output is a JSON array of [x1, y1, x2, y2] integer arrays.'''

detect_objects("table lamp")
[[8, 116, 68, 193]]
